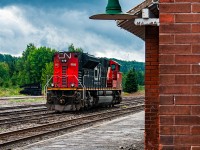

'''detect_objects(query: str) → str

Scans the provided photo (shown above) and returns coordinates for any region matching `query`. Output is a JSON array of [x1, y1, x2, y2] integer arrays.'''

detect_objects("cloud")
[[121, 0, 144, 11], [0, 4, 145, 61], [0, 6, 38, 55]]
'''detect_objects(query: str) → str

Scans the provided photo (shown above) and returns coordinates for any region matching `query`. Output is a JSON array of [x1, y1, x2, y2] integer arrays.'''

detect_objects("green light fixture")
[[89, 0, 137, 20]]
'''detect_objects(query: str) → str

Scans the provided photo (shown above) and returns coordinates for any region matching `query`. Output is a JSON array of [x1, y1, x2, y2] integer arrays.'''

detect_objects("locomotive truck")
[[45, 52, 122, 112]]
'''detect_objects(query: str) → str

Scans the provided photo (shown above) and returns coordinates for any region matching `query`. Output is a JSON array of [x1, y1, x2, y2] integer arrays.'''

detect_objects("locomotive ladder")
[[62, 66, 67, 86], [78, 70, 83, 87]]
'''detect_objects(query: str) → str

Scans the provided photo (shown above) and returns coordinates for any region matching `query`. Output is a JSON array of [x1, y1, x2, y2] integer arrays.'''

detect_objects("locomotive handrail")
[[44, 75, 85, 100], [82, 75, 122, 89], [83, 75, 107, 88]]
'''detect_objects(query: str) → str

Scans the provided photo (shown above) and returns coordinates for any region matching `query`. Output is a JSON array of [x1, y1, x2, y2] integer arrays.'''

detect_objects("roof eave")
[[116, 0, 159, 40]]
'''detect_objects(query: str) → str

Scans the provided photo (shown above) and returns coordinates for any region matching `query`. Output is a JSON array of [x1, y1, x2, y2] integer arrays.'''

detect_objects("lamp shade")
[[89, 0, 137, 20]]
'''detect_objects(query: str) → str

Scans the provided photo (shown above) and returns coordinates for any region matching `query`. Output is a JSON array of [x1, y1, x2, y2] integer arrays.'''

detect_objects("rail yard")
[[0, 96, 144, 150]]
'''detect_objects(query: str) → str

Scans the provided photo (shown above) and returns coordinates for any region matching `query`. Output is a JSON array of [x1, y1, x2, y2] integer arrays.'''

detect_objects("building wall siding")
[[145, 26, 159, 149], [159, 0, 200, 149]]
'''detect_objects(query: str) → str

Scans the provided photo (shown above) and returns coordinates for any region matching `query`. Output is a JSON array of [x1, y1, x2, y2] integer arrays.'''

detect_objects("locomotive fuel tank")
[[96, 91, 114, 105], [97, 96, 113, 104]]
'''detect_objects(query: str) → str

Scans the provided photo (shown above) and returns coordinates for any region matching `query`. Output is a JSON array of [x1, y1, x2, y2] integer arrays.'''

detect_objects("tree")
[[68, 44, 83, 52], [15, 44, 37, 85], [124, 68, 138, 93], [137, 71, 144, 85], [0, 54, 18, 79], [28, 46, 56, 83], [111, 58, 145, 73], [41, 62, 54, 88], [13, 44, 56, 86], [122, 73, 127, 89], [0, 62, 10, 87]]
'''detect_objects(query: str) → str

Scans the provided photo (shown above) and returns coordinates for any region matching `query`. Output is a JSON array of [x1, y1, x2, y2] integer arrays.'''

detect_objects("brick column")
[[159, 1, 200, 149], [145, 26, 159, 150]]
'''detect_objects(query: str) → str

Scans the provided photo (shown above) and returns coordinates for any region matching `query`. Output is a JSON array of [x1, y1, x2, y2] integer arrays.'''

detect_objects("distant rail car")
[[20, 83, 42, 96], [45, 52, 122, 112]]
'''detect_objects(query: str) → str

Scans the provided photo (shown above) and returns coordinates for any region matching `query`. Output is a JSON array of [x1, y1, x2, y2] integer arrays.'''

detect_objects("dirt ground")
[[122, 91, 145, 97]]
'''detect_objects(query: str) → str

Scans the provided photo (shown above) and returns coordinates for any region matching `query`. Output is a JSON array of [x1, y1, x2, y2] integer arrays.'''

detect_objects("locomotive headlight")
[[71, 83, 75, 87], [59, 99, 65, 104], [51, 83, 54, 87], [61, 59, 67, 63]]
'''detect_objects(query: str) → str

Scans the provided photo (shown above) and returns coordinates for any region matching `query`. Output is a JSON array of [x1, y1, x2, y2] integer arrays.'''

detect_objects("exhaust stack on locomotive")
[[45, 52, 122, 112]]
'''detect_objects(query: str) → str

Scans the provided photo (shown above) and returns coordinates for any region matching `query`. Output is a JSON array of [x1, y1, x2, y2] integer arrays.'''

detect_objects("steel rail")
[[0, 95, 144, 101], [0, 104, 144, 149], [0, 107, 47, 117], [0, 96, 44, 100], [0, 100, 144, 127], [0, 111, 55, 126], [0, 104, 45, 111]]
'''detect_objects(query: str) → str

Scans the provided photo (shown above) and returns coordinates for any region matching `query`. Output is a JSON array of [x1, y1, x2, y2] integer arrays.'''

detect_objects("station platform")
[[22, 111, 144, 150]]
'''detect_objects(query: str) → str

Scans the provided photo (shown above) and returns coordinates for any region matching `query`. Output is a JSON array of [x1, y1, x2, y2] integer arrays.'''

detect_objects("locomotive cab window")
[[111, 64, 116, 70]]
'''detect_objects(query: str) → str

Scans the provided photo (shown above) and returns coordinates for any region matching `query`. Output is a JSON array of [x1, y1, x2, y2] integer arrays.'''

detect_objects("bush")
[[124, 69, 138, 93]]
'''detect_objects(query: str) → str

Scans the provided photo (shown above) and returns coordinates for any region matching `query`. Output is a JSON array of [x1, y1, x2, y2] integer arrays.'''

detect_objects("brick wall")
[[159, 0, 200, 149], [145, 26, 159, 150]]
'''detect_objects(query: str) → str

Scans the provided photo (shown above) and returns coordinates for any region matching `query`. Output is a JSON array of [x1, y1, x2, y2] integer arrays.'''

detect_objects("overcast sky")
[[0, 0, 144, 62]]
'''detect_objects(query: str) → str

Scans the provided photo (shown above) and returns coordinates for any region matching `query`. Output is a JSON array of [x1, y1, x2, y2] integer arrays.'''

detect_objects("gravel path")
[[0, 99, 45, 107], [21, 111, 144, 150]]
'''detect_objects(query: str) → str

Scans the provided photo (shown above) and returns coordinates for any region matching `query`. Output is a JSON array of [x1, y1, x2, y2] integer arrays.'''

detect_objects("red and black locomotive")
[[46, 52, 122, 112]]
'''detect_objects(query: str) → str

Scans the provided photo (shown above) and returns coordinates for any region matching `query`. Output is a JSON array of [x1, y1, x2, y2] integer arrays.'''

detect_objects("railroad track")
[[0, 97, 142, 112], [0, 111, 54, 127], [0, 104, 45, 111], [0, 103, 144, 149], [0, 107, 47, 118], [0, 99, 144, 128], [0, 98, 143, 117], [0, 96, 44, 100], [0, 105, 47, 118]]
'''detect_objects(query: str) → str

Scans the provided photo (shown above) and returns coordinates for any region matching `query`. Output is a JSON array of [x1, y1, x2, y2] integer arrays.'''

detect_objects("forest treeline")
[[0, 44, 56, 87], [0, 44, 144, 92]]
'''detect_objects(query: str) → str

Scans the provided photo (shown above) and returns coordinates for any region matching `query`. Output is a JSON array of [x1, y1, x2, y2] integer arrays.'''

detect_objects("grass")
[[0, 87, 45, 104], [138, 85, 145, 91], [122, 85, 145, 97], [0, 87, 23, 97]]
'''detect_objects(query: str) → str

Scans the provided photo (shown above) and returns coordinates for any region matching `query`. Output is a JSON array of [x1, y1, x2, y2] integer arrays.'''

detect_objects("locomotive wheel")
[[55, 110, 62, 114], [109, 104, 113, 108], [85, 92, 94, 110], [84, 101, 90, 110], [75, 104, 81, 111], [84, 105, 89, 110]]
